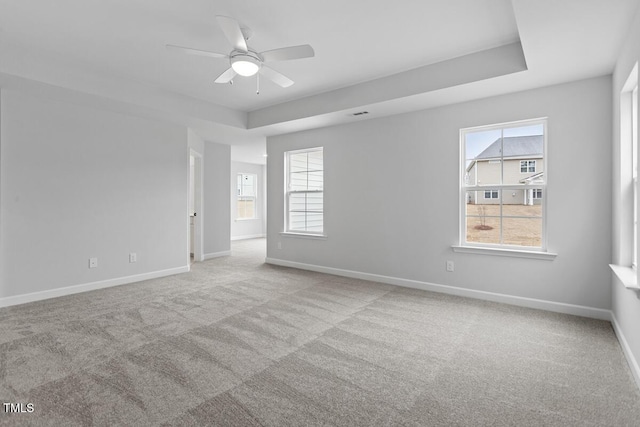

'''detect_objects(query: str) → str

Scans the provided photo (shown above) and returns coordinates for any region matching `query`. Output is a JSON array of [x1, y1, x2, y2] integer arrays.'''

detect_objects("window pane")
[[289, 193, 307, 211], [503, 135, 542, 185], [289, 192, 324, 213], [500, 190, 542, 217], [289, 152, 309, 173], [466, 216, 501, 244], [288, 211, 307, 231], [242, 174, 255, 196], [465, 129, 502, 186], [237, 197, 255, 219], [237, 173, 257, 219], [466, 190, 500, 244], [288, 192, 323, 233], [290, 171, 309, 191], [238, 173, 256, 196], [502, 217, 542, 247], [307, 170, 323, 190], [306, 192, 323, 212], [308, 149, 323, 170], [306, 212, 324, 233]]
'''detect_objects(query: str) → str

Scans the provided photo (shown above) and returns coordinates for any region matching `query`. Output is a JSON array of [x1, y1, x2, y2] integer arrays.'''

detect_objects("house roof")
[[475, 135, 543, 160]]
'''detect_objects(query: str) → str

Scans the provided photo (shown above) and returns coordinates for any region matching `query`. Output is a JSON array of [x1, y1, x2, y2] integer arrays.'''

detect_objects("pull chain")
[[256, 72, 260, 95]]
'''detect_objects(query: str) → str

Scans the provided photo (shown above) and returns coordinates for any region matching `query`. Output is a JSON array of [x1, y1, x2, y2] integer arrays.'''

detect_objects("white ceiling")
[[0, 0, 638, 164]]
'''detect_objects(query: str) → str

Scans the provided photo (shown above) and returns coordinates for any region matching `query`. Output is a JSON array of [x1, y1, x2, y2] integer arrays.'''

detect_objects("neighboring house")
[[466, 135, 544, 205]]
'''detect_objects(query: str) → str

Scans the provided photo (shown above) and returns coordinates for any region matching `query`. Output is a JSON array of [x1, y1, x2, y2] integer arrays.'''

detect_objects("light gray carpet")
[[1, 238, 639, 426]]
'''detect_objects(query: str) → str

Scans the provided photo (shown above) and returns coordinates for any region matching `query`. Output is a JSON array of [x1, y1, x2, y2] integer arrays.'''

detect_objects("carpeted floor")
[[1, 238, 640, 426]]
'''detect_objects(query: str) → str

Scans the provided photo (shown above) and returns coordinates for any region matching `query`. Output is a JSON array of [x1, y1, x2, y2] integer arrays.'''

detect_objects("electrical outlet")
[[89, 257, 98, 269], [446, 260, 454, 272], [129, 253, 137, 263]]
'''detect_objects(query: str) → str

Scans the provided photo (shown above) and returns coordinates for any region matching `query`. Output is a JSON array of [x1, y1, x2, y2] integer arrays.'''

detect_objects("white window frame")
[[484, 190, 499, 199], [457, 118, 550, 256], [610, 64, 640, 289], [632, 84, 638, 269], [520, 160, 536, 173], [284, 147, 324, 236], [236, 173, 257, 220]]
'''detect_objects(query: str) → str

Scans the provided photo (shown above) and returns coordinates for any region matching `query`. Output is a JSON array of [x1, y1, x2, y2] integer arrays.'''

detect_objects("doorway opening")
[[189, 150, 203, 265]]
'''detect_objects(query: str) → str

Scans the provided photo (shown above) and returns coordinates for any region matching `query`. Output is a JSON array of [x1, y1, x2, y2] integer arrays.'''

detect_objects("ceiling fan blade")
[[216, 15, 248, 52], [215, 67, 237, 84], [259, 66, 294, 88], [261, 44, 315, 62], [166, 44, 227, 59]]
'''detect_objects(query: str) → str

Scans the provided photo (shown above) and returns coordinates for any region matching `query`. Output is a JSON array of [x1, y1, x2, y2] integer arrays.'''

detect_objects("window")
[[633, 84, 638, 268], [285, 147, 323, 234], [237, 173, 257, 220], [610, 66, 639, 287], [520, 160, 536, 173], [614, 64, 638, 279], [461, 118, 546, 249]]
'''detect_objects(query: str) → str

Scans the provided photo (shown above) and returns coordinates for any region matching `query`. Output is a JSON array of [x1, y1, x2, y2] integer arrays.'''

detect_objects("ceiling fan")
[[167, 15, 314, 89]]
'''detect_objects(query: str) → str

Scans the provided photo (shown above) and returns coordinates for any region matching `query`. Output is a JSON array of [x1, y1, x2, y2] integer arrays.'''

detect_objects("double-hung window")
[[237, 173, 257, 220], [633, 85, 638, 268], [520, 160, 536, 173], [285, 147, 324, 234], [461, 118, 547, 250]]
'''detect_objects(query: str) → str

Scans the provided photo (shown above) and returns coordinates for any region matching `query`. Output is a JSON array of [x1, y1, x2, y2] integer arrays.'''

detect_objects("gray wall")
[[231, 161, 266, 240], [611, 4, 640, 386], [267, 76, 612, 311], [203, 141, 231, 257], [0, 85, 233, 303], [0, 88, 188, 299]]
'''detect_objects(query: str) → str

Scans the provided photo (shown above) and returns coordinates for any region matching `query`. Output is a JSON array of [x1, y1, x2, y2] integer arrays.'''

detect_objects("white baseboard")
[[610, 313, 640, 390], [231, 234, 266, 241], [0, 266, 189, 308], [203, 250, 231, 260], [265, 257, 611, 321]]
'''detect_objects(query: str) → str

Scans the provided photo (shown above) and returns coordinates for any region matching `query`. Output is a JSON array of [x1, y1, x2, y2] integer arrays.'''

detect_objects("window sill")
[[451, 245, 557, 260], [235, 218, 260, 222], [609, 264, 640, 290], [280, 232, 327, 240]]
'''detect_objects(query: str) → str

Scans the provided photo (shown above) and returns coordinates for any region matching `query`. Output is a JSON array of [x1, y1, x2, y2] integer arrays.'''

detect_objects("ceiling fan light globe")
[[232, 61, 259, 76], [230, 54, 261, 77]]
